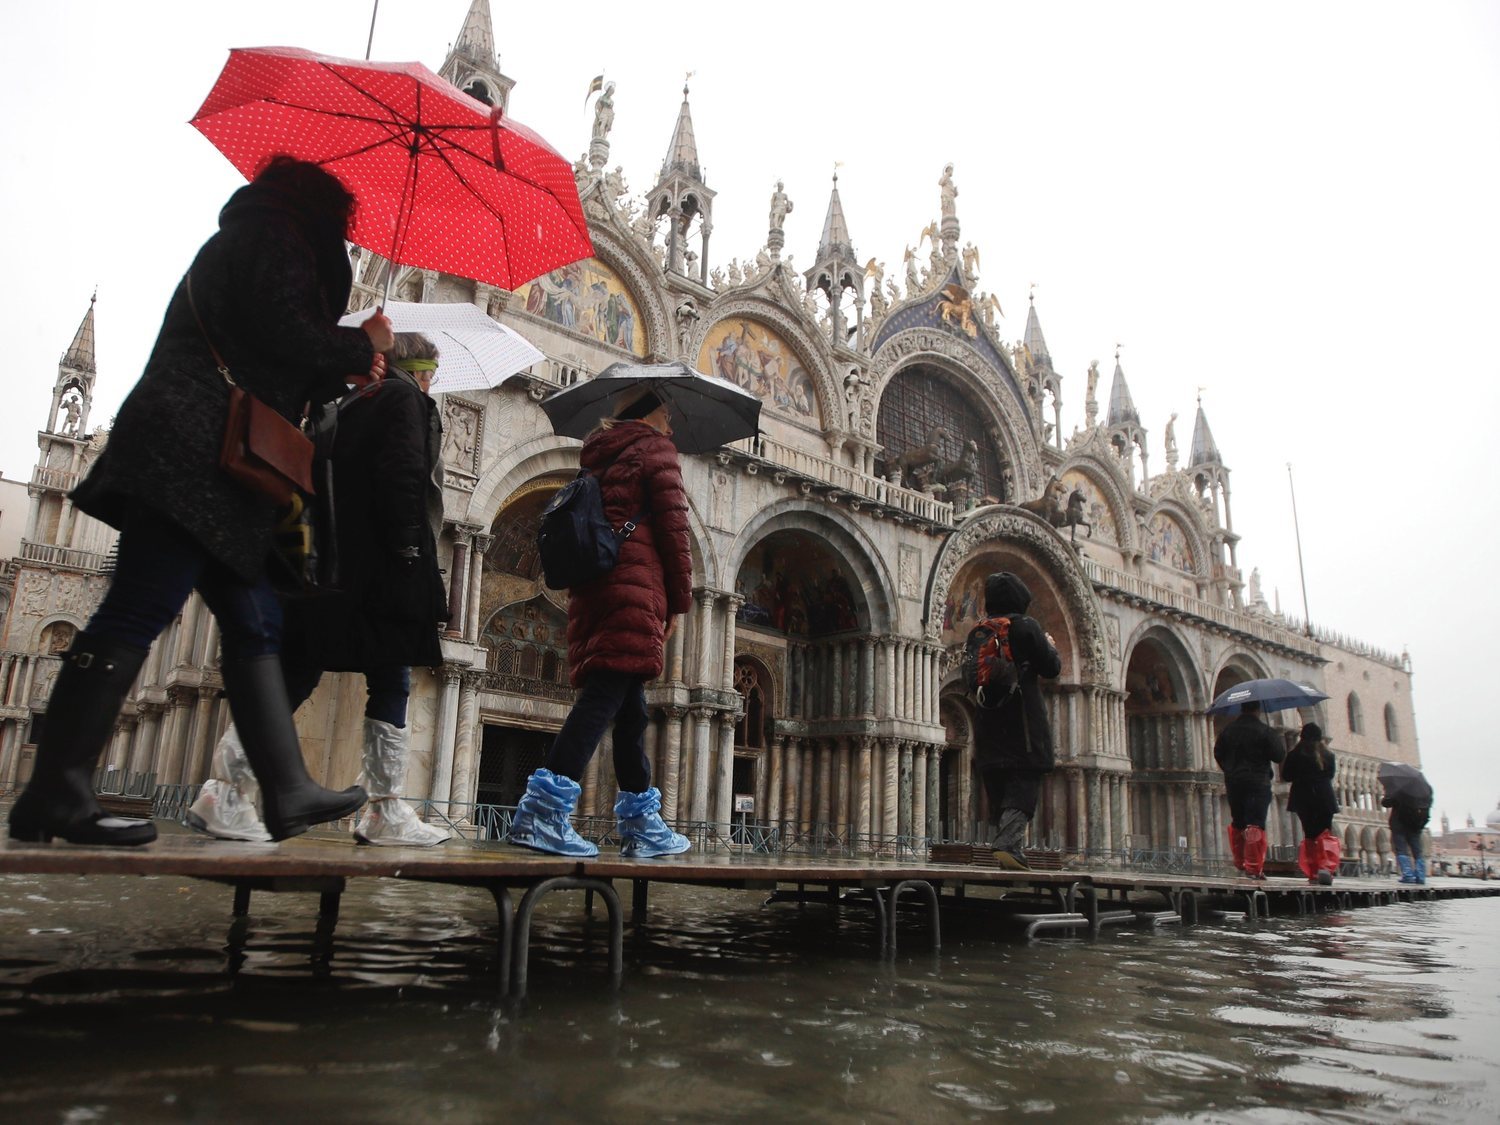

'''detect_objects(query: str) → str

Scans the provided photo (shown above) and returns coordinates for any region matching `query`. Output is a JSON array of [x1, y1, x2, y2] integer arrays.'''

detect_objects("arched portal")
[[876, 363, 1009, 502], [1124, 629, 1202, 853]]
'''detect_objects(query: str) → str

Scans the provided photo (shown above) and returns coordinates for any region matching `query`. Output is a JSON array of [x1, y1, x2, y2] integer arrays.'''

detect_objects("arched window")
[[876, 365, 1008, 501], [1384, 703, 1398, 743], [1347, 692, 1363, 735]]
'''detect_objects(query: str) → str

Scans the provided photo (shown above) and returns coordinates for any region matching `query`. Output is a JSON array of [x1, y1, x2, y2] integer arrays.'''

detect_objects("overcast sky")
[[4, 1, 1497, 825]]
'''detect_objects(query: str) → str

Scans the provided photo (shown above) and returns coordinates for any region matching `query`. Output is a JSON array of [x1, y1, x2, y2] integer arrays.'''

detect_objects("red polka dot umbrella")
[[192, 46, 593, 297]]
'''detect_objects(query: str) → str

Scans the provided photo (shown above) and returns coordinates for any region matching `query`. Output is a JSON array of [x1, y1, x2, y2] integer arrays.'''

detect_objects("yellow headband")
[[394, 358, 438, 373]]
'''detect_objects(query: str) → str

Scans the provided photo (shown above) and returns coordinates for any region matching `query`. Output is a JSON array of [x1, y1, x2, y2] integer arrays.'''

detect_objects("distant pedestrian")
[[1281, 723, 1341, 884], [1213, 700, 1287, 879], [970, 572, 1062, 871], [1383, 791, 1430, 885]]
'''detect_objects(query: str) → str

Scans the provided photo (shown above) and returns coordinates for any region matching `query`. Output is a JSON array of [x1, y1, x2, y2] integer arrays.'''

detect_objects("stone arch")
[[1122, 623, 1207, 779], [1057, 457, 1136, 552], [732, 653, 776, 750], [21, 613, 86, 656], [1383, 702, 1399, 742], [1143, 499, 1212, 581], [1347, 691, 1364, 735], [698, 296, 839, 436], [726, 501, 895, 635], [927, 508, 1106, 683], [869, 328, 1042, 501], [1210, 652, 1275, 736]]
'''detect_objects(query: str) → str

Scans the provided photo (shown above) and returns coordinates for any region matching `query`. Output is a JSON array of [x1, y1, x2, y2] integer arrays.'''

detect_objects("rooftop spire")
[[62, 291, 96, 374], [661, 81, 701, 180], [1190, 395, 1222, 465], [1022, 288, 1050, 365], [454, 0, 496, 64], [816, 171, 856, 261], [1106, 347, 1138, 426]]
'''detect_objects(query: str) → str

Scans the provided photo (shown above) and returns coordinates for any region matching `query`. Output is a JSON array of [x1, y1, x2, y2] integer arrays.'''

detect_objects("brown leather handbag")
[[185, 272, 315, 506]]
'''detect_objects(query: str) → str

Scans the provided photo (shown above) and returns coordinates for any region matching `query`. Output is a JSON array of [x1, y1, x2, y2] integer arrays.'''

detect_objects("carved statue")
[[727, 258, 744, 286], [754, 248, 772, 277], [603, 165, 628, 202], [1085, 360, 1100, 428], [1164, 412, 1179, 469], [674, 296, 700, 354], [885, 277, 903, 308], [1017, 474, 1067, 525], [59, 395, 82, 436], [591, 82, 616, 142], [709, 266, 725, 290], [938, 163, 958, 222], [769, 180, 793, 231], [935, 283, 977, 337], [961, 241, 980, 282], [904, 246, 920, 292]]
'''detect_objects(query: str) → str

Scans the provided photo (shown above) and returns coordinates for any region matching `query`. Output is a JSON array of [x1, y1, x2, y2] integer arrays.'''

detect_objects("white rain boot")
[[185, 725, 272, 842], [352, 718, 451, 847]]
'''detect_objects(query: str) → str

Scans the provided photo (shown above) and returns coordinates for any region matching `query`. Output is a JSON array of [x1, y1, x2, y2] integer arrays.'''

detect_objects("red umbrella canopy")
[[192, 46, 592, 291]]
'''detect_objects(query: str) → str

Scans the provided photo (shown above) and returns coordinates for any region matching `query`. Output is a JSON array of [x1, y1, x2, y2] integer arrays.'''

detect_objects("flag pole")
[[365, 0, 380, 60], [1287, 462, 1312, 637]]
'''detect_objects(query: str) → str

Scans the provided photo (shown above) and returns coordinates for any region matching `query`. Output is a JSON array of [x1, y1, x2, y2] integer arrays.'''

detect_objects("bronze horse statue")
[[1017, 476, 1092, 541], [891, 424, 954, 484]]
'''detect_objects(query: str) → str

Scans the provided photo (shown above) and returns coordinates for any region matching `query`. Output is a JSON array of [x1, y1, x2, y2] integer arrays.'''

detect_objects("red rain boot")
[[1242, 826, 1268, 880], [1315, 831, 1341, 884], [1228, 825, 1246, 871], [1298, 837, 1319, 882]]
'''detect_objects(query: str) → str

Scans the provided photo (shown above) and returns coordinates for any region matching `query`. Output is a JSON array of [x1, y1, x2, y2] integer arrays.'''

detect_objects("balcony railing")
[[727, 432, 955, 525], [1081, 557, 1321, 657], [31, 465, 79, 492], [19, 540, 104, 572]]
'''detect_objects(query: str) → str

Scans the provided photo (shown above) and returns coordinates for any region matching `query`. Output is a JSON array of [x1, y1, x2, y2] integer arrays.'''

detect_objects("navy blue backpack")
[[537, 468, 647, 590]]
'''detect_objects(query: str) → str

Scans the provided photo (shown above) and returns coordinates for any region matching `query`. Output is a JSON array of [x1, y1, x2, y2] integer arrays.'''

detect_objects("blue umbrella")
[[1207, 677, 1328, 715]]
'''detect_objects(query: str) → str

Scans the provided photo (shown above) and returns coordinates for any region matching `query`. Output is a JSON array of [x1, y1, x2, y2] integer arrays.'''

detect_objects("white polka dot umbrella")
[[192, 46, 593, 297], [339, 301, 544, 394]]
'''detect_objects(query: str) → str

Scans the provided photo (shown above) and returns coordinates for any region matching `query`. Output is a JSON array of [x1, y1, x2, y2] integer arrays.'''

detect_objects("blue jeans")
[[282, 663, 411, 727], [87, 504, 281, 659], [1391, 823, 1424, 862], [544, 670, 650, 793]]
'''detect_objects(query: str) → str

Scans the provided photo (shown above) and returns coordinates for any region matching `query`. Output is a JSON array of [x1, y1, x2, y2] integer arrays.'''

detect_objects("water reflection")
[[0, 870, 1496, 1122]]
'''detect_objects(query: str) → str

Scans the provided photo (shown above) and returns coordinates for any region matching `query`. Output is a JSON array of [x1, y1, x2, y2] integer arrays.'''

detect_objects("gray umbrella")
[[539, 361, 762, 455], [1377, 761, 1434, 806], [1207, 677, 1329, 715]]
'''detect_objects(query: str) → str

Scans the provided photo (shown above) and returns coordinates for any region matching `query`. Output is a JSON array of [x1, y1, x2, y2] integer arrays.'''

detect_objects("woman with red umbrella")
[[8, 156, 393, 847]]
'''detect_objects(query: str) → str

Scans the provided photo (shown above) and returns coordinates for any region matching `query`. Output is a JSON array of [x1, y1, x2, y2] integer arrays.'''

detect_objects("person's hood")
[[581, 419, 667, 470], [984, 572, 1032, 616]]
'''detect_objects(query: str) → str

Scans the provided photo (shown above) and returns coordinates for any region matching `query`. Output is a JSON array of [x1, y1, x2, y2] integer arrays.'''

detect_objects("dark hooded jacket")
[[972, 572, 1062, 771], [281, 370, 447, 672], [71, 177, 374, 583], [565, 420, 694, 686], [1214, 712, 1287, 788], [1280, 728, 1338, 819]]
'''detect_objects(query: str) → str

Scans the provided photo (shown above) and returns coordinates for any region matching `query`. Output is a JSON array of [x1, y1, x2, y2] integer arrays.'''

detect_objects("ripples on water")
[[0, 868, 1496, 1123]]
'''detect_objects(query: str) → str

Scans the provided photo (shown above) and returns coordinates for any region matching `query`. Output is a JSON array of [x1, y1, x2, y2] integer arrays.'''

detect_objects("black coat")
[[72, 182, 373, 584], [1214, 713, 1287, 789], [1281, 739, 1338, 818], [282, 371, 447, 671], [973, 573, 1062, 772]]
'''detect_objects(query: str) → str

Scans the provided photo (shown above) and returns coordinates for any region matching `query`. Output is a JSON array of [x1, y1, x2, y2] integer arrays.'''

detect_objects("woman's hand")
[[347, 352, 386, 389], [362, 309, 395, 353]]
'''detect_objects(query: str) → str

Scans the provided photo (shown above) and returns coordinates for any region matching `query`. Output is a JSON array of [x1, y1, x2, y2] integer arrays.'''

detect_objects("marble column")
[[445, 531, 469, 637], [720, 595, 742, 691], [800, 739, 815, 834], [659, 706, 686, 820], [693, 591, 716, 687], [690, 707, 713, 822], [927, 746, 942, 840], [913, 744, 928, 843], [449, 675, 480, 813], [428, 666, 462, 813], [855, 736, 873, 843], [835, 737, 851, 834], [467, 533, 492, 642], [818, 736, 834, 828], [715, 710, 736, 830], [767, 735, 785, 824], [882, 739, 899, 842], [861, 638, 877, 718], [783, 737, 801, 829], [898, 741, 914, 841]]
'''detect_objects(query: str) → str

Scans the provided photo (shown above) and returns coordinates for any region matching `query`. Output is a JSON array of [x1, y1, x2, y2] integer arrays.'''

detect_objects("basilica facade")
[[0, 1, 1421, 868]]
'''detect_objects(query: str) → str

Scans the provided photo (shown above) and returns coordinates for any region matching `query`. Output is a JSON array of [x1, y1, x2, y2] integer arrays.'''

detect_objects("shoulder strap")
[[183, 270, 236, 389]]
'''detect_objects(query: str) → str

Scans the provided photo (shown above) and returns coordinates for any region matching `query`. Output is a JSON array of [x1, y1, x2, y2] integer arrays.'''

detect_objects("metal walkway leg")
[[886, 880, 941, 954], [488, 885, 514, 995], [512, 877, 623, 999]]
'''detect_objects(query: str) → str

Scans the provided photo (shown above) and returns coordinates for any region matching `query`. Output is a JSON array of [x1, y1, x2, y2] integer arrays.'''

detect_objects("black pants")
[[1226, 783, 1272, 830], [544, 670, 651, 793], [981, 767, 1044, 821], [1296, 806, 1335, 840]]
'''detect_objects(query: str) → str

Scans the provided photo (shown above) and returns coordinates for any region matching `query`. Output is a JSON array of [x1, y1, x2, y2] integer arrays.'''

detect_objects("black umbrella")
[[1377, 761, 1433, 806], [539, 361, 761, 455], [1207, 677, 1329, 716]]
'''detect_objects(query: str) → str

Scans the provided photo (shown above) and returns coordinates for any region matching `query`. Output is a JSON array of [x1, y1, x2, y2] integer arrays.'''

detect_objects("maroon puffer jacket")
[[565, 420, 694, 685]]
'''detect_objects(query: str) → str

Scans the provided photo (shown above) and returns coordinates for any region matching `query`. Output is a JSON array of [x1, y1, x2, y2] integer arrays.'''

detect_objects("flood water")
[[2, 852, 1498, 1123]]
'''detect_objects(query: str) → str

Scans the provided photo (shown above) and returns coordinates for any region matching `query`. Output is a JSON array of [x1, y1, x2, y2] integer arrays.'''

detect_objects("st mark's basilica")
[[0, 1, 1422, 868]]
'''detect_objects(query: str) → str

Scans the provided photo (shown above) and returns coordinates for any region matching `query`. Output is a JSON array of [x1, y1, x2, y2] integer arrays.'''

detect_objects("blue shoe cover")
[[509, 768, 598, 858], [615, 787, 690, 859], [1415, 858, 1427, 885], [1396, 853, 1416, 883]]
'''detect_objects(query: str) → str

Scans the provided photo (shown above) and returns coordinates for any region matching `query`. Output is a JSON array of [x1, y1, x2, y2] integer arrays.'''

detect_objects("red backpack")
[[963, 615, 1023, 710]]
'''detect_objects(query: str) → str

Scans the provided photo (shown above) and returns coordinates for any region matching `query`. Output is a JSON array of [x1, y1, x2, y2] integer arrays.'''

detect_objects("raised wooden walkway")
[[4, 834, 1495, 996]]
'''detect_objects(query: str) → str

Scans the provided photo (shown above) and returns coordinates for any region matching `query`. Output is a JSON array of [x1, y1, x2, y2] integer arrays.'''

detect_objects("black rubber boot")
[[8, 635, 156, 846], [220, 654, 366, 841]]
